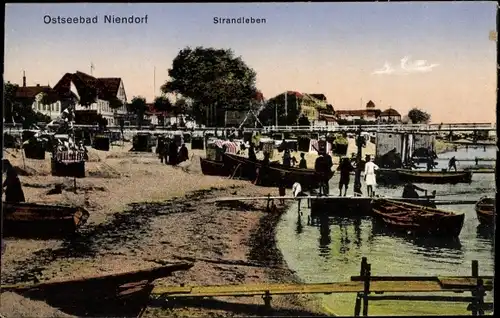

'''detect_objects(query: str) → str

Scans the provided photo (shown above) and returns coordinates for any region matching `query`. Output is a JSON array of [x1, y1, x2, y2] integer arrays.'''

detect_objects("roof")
[[15, 85, 52, 99], [366, 100, 376, 108], [52, 71, 123, 102], [336, 109, 381, 116], [145, 103, 173, 116], [380, 108, 401, 116], [286, 91, 303, 98], [318, 114, 337, 122], [310, 94, 327, 101]]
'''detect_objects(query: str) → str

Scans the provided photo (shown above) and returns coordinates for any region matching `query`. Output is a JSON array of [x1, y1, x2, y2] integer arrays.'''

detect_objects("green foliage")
[[3, 82, 52, 127], [334, 135, 348, 145], [129, 96, 147, 128], [3, 81, 19, 122], [161, 46, 258, 124], [298, 114, 310, 126], [153, 96, 172, 113], [258, 92, 302, 126], [407, 108, 431, 124], [109, 97, 124, 109]]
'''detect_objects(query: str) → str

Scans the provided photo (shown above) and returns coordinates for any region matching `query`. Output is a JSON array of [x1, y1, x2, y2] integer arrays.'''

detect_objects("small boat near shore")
[[475, 197, 495, 226], [371, 199, 465, 237], [377, 169, 473, 184], [2, 263, 194, 317], [2, 202, 90, 237], [223, 153, 334, 189], [200, 158, 228, 176]]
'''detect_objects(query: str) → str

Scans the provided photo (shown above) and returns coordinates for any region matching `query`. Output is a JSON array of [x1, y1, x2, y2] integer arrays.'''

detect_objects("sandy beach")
[[1, 142, 329, 317]]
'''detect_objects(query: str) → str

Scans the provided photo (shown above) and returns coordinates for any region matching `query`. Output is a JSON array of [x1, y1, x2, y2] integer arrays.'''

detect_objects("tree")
[[129, 96, 147, 128], [298, 114, 310, 126], [258, 92, 302, 126], [161, 46, 258, 125], [3, 81, 18, 123], [109, 97, 124, 110], [407, 108, 431, 124], [153, 95, 172, 126]]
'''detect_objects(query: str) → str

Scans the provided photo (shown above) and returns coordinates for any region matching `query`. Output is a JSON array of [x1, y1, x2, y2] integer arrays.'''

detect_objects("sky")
[[4, 2, 498, 123]]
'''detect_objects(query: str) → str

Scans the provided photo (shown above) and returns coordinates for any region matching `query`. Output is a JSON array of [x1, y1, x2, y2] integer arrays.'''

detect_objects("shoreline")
[[1, 144, 326, 317]]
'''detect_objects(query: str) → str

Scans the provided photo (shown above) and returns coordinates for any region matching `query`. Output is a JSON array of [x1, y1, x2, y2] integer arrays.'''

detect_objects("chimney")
[[22, 71, 26, 87], [36, 84, 40, 87]]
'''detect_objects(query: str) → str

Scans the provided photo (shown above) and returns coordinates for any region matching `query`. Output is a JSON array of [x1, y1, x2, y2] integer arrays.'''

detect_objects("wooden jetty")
[[151, 258, 493, 316]]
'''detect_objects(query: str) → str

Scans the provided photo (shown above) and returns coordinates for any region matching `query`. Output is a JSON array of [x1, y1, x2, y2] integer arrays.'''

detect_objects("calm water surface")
[[276, 147, 495, 316]]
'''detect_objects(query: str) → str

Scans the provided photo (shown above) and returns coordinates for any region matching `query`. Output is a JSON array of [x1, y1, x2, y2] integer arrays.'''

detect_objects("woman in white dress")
[[363, 155, 379, 197]]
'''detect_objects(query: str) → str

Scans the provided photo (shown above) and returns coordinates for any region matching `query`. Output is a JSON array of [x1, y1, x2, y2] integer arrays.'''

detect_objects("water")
[[276, 147, 496, 316]]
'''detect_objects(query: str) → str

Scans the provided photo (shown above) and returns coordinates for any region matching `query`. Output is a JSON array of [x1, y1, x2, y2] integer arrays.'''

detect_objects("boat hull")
[[475, 197, 495, 226], [200, 158, 228, 176], [371, 199, 465, 238], [4, 263, 193, 317], [2, 202, 89, 238], [223, 153, 333, 189], [377, 169, 473, 184]]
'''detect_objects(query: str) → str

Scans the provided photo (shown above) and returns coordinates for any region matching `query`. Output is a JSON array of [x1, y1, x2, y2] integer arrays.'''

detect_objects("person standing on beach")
[[448, 156, 457, 171], [315, 147, 333, 196], [283, 149, 291, 167], [178, 144, 189, 163], [248, 143, 257, 161], [299, 153, 307, 169], [363, 155, 379, 198], [337, 157, 354, 196], [168, 140, 178, 165], [157, 137, 166, 163]]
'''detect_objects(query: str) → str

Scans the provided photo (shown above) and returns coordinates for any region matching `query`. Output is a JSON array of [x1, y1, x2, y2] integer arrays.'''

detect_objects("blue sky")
[[5, 2, 497, 122]]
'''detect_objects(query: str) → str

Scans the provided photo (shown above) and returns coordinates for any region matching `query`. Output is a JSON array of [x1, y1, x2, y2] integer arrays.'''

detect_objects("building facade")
[[379, 108, 402, 123], [53, 71, 128, 125]]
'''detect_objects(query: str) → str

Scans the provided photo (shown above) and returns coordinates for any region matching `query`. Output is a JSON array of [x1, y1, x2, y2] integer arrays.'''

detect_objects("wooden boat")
[[2, 202, 90, 237], [2, 263, 193, 317], [377, 169, 473, 184], [475, 197, 495, 226], [223, 153, 334, 189], [200, 158, 229, 176], [371, 199, 465, 237]]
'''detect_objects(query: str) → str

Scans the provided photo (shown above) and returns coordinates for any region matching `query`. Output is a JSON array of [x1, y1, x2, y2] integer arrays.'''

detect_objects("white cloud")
[[372, 56, 439, 75], [371, 62, 395, 75]]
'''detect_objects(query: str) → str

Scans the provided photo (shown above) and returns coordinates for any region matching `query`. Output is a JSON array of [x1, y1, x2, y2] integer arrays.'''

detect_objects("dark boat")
[[2, 202, 90, 237], [475, 197, 495, 226], [200, 158, 228, 176], [223, 153, 334, 189], [377, 169, 473, 184], [2, 263, 193, 317], [371, 199, 465, 237]]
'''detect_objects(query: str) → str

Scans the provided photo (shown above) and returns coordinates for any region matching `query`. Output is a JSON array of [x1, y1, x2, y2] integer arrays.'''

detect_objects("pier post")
[[471, 260, 478, 316], [262, 290, 272, 309], [354, 257, 368, 316], [362, 263, 371, 316]]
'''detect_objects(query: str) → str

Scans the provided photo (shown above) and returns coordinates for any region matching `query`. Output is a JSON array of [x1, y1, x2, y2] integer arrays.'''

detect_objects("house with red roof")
[[13, 72, 62, 120], [52, 71, 128, 125]]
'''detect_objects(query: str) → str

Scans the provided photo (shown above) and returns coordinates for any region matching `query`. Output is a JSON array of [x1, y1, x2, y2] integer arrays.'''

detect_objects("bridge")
[[3, 122, 497, 134]]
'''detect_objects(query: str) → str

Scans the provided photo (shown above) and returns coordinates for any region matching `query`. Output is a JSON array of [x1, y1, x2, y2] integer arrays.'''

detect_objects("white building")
[[53, 71, 128, 125]]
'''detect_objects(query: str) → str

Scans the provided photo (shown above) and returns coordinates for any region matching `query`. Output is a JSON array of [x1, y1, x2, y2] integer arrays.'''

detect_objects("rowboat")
[[371, 199, 465, 237], [223, 153, 334, 189], [2, 263, 193, 317], [377, 169, 473, 184], [2, 202, 90, 238], [475, 197, 495, 226], [200, 158, 228, 176]]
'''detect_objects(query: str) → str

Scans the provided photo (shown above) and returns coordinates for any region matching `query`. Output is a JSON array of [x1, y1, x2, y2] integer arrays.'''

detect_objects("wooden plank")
[[351, 276, 493, 282], [367, 295, 477, 302], [151, 280, 478, 298], [438, 277, 494, 289]]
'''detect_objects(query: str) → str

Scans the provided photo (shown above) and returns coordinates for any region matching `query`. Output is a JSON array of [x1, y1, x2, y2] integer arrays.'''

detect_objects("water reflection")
[[318, 215, 331, 258], [476, 224, 495, 241], [295, 213, 304, 235]]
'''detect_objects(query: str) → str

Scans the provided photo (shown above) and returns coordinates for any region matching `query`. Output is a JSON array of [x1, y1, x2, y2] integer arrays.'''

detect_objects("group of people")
[[157, 137, 189, 165]]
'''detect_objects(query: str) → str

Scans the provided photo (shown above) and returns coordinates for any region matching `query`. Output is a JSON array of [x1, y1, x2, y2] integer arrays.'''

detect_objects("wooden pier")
[[151, 259, 493, 316]]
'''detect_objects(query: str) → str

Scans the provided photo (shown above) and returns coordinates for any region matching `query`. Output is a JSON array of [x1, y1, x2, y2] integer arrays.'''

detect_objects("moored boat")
[[200, 157, 228, 176], [223, 153, 334, 189], [2, 263, 193, 317], [475, 197, 495, 226], [2, 202, 90, 237], [371, 199, 465, 237], [377, 169, 473, 184]]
